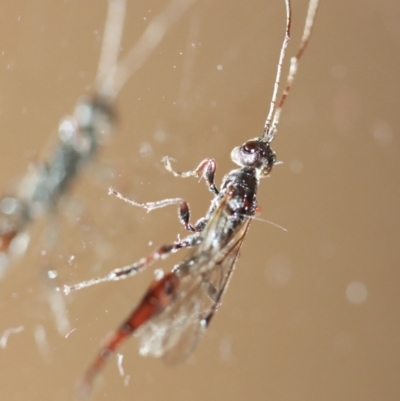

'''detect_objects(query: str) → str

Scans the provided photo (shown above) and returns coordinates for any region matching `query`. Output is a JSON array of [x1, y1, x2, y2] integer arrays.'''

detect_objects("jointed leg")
[[162, 157, 219, 195], [109, 187, 196, 232], [63, 233, 199, 294], [202, 265, 234, 328]]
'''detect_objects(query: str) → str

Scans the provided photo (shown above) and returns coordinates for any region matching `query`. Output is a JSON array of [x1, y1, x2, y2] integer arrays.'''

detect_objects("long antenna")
[[95, 0, 197, 100], [262, 0, 320, 143], [262, 0, 291, 141], [95, 0, 127, 99], [110, 0, 198, 98]]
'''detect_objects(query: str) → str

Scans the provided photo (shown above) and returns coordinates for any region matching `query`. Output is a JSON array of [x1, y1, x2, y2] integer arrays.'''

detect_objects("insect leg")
[[202, 267, 234, 328], [162, 157, 219, 195], [63, 233, 199, 294], [75, 272, 180, 399], [202, 229, 251, 327], [109, 187, 197, 232]]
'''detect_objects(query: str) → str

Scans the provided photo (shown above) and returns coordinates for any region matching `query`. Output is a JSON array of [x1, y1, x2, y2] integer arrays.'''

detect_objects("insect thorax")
[[221, 167, 259, 218]]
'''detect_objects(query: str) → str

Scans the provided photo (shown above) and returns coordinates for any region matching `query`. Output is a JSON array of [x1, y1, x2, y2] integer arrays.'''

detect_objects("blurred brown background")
[[0, 0, 399, 400]]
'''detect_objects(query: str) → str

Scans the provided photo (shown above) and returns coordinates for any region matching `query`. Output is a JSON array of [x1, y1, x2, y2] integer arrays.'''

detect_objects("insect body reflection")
[[64, 0, 320, 397], [0, 2, 120, 275], [0, 0, 132, 338], [0, 0, 196, 279]]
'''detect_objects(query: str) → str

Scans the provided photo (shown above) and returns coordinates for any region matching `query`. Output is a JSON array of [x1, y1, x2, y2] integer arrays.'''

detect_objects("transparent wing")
[[135, 272, 205, 363], [138, 273, 206, 365], [136, 203, 252, 365]]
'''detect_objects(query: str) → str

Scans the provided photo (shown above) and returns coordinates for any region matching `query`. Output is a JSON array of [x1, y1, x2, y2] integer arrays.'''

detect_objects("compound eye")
[[243, 141, 258, 154]]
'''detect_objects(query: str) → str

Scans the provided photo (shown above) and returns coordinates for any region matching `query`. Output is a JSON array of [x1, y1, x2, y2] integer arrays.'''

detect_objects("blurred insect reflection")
[[0, 0, 198, 341]]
